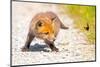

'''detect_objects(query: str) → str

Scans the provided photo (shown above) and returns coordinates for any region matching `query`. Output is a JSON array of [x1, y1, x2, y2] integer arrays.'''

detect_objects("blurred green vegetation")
[[61, 5, 96, 44]]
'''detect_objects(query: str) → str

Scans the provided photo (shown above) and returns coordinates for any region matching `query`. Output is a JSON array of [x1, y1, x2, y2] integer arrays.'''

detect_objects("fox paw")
[[21, 47, 30, 52]]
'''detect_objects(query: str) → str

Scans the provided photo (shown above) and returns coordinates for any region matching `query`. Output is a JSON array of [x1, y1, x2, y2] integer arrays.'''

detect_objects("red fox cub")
[[21, 12, 68, 52]]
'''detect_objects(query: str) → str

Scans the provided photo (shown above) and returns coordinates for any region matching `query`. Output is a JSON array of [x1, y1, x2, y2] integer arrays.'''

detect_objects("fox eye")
[[37, 21, 42, 27], [44, 32, 49, 35]]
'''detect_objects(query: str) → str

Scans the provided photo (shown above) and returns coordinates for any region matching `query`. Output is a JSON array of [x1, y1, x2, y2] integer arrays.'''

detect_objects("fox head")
[[35, 15, 56, 42]]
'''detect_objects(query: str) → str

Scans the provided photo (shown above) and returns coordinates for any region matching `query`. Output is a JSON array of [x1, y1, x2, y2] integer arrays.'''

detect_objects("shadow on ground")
[[29, 43, 50, 52]]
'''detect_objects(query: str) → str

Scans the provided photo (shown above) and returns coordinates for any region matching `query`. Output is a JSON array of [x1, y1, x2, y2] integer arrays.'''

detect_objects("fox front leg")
[[21, 32, 35, 52], [45, 40, 59, 52]]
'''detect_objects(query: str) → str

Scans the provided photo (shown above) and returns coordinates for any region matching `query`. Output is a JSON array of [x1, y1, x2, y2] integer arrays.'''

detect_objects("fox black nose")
[[53, 39, 55, 41], [49, 38, 55, 42]]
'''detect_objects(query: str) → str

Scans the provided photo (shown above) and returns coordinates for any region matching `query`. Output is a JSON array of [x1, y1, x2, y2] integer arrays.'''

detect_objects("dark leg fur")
[[21, 33, 35, 52], [45, 40, 59, 52]]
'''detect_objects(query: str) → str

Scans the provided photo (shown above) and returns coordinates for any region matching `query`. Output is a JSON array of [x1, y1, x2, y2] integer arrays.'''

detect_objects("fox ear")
[[51, 17, 56, 21]]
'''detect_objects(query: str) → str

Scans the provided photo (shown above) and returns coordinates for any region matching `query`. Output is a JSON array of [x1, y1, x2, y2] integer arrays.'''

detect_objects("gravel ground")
[[12, 1, 95, 66]]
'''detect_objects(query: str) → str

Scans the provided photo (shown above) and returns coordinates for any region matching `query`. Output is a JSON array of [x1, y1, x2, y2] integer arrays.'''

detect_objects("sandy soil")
[[12, 1, 95, 66]]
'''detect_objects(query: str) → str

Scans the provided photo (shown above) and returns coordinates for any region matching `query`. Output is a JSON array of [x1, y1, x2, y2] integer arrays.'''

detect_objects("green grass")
[[60, 5, 96, 44]]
